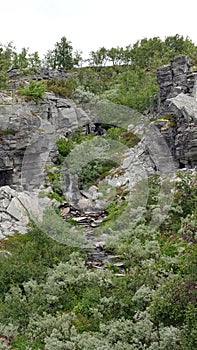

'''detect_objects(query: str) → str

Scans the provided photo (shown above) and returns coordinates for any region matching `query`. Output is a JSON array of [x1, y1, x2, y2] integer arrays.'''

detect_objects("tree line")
[[1, 34, 197, 112], [1, 34, 196, 73]]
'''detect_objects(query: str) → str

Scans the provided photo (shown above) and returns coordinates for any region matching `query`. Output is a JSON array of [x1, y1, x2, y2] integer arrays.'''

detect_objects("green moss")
[[153, 114, 176, 128], [0, 128, 16, 137]]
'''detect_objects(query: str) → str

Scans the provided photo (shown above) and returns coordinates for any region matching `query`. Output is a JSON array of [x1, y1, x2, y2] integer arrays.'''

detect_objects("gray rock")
[[167, 93, 197, 167], [157, 55, 194, 112], [156, 55, 197, 168], [7, 197, 29, 223], [0, 91, 91, 190]]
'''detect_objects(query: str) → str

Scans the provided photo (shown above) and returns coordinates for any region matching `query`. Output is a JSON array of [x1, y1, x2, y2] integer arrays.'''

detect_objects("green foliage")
[[150, 274, 197, 344], [102, 197, 128, 225], [0, 70, 9, 89], [44, 36, 76, 70], [78, 158, 118, 189], [19, 80, 45, 102], [0, 226, 78, 298], [76, 67, 116, 97], [0, 35, 197, 349], [56, 130, 119, 190], [103, 68, 158, 112], [0, 171, 196, 349], [105, 126, 140, 147], [1, 34, 197, 113], [46, 166, 63, 195], [0, 42, 41, 90], [47, 191, 65, 203], [0, 42, 14, 88], [45, 77, 77, 98], [160, 171, 197, 235], [77, 34, 197, 112], [56, 137, 74, 159], [56, 130, 94, 163]]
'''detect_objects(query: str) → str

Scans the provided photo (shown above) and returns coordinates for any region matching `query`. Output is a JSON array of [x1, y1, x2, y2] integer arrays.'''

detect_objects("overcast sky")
[[0, 0, 196, 59]]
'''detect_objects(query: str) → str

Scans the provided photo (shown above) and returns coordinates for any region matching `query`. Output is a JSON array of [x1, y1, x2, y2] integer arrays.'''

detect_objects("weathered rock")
[[7, 197, 29, 223], [157, 55, 193, 112], [8, 68, 71, 88], [0, 185, 56, 238], [167, 93, 197, 167], [156, 55, 197, 168], [0, 91, 91, 190]]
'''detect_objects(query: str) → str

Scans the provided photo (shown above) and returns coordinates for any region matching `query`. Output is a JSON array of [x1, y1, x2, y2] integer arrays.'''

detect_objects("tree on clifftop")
[[44, 36, 76, 70]]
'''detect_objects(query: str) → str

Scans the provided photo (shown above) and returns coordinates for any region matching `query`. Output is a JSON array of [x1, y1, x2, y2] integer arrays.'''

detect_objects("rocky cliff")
[[0, 56, 197, 240], [0, 91, 90, 190], [156, 55, 197, 168]]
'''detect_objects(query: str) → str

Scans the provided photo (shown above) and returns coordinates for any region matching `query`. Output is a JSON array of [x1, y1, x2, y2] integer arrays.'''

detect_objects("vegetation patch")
[[45, 77, 77, 98], [154, 113, 177, 128], [78, 158, 118, 189], [56, 129, 94, 164], [105, 126, 140, 147], [19, 79, 45, 102]]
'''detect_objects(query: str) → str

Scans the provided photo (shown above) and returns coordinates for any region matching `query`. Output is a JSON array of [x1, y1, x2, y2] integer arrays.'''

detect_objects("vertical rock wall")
[[0, 92, 91, 190], [156, 55, 197, 168]]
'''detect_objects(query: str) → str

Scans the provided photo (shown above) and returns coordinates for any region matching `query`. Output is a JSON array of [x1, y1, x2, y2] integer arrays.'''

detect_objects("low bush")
[[45, 77, 77, 98], [19, 79, 45, 102]]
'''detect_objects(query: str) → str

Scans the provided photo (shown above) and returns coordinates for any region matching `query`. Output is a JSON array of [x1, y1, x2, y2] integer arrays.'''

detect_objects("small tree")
[[28, 51, 41, 70], [0, 42, 15, 88], [89, 47, 108, 67], [44, 36, 75, 70]]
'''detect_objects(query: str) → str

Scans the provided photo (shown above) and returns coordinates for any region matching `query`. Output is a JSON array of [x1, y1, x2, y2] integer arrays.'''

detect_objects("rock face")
[[169, 93, 197, 167], [157, 55, 195, 112], [0, 185, 53, 238], [156, 55, 197, 168], [0, 91, 90, 190], [8, 68, 71, 89], [0, 57, 197, 243]]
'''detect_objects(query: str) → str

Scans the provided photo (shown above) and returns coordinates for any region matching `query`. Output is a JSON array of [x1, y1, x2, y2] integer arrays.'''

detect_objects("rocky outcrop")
[[156, 55, 197, 168], [157, 55, 196, 112], [8, 68, 71, 89], [0, 185, 55, 238], [0, 57, 196, 248], [168, 93, 197, 167], [0, 91, 91, 190]]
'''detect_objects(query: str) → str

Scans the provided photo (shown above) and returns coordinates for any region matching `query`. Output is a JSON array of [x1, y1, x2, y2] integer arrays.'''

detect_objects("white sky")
[[0, 0, 197, 59]]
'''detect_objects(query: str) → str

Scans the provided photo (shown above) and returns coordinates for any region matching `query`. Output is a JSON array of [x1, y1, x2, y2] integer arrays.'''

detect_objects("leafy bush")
[[56, 130, 94, 164], [78, 158, 118, 189], [19, 79, 45, 102], [45, 77, 77, 98], [0, 225, 78, 298], [105, 126, 140, 147]]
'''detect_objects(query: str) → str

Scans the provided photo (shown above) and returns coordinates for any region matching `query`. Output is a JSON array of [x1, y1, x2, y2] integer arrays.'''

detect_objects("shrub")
[[78, 158, 118, 189], [105, 126, 140, 147], [19, 79, 45, 102], [45, 77, 77, 98], [0, 225, 78, 298]]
